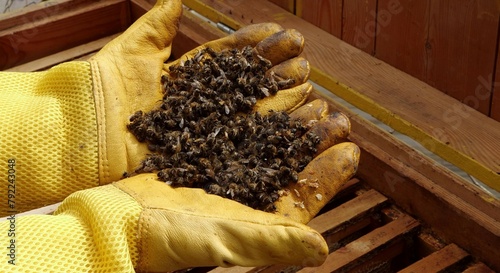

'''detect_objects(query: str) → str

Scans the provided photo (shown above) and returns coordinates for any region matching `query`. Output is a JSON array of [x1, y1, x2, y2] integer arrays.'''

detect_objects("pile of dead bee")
[[127, 46, 320, 212]]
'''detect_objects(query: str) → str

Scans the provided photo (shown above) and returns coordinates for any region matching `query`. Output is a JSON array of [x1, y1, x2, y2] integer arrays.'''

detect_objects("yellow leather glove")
[[0, 174, 328, 272], [0, 0, 312, 214], [0, 101, 359, 273], [0, 0, 361, 271]]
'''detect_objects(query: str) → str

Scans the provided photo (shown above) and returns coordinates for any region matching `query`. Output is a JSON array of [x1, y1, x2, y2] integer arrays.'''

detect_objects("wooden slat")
[[416, 232, 446, 258], [298, 213, 420, 273], [462, 263, 496, 273], [130, 0, 155, 21], [0, 0, 130, 70], [0, 202, 61, 221], [296, 0, 343, 38], [208, 267, 253, 273], [341, 0, 377, 55], [375, 0, 428, 82], [6, 33, 119, 72], [0, 0, 91, 31], [308, 189, 388, 235], [267, 0, 294, 13], [426, 0, 498, 116], [399, 244, 469, 273], [375, 0, 499, 117], [492, 23, 500, 121], [182, 0, 500, 193]]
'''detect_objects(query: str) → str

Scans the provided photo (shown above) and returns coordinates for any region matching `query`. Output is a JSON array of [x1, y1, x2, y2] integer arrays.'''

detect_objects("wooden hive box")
[[1, 0, 499, 272]]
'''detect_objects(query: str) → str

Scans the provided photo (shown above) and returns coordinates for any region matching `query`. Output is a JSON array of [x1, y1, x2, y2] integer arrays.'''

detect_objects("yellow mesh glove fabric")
[[0, 183, 141, 272], [0, 62, 98, 215], [0, 173, 329, 273]]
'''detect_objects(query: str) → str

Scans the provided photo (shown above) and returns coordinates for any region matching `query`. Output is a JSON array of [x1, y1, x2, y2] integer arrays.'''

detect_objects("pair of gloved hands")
[[0, 0, 359, 272]]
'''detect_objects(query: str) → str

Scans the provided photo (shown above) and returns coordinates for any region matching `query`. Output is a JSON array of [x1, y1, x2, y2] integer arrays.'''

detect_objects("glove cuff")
[[0, 62, 99, 214]]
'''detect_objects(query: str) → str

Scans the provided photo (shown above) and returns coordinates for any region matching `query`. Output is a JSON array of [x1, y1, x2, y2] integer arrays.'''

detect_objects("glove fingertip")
[[254, 82, 312, 114]]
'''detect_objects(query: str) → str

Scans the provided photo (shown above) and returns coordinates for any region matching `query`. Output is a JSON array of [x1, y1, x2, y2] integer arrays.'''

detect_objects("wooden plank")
[[0, 0, 130, 70], [462, 263, 496, 273], [130, 0, 155, 21], [267, 0, 294, 13], [182, 0, 500, 193], [416, 232, 446, 258], [6, 33, 119, 72], [375, 0, 499, 117], [308, 189, 388, 235], [375, 0, 428, 82], [425, 0, 499, 116], [398, 244, 469, 273], [298, 213, 420, 273], [341, 0, 377, 55], [296, 0, 343, 38], [492, 21, 500, 121], [0, 0, 90, 31]]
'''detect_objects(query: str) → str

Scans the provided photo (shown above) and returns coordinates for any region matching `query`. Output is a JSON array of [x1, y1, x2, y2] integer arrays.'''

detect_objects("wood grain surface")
[[293, 0, 500, 120], [296, 0, 343, 38], [0, 0, 129, 70], [492, 34, 500, 120], [398, 244, 469, 273]]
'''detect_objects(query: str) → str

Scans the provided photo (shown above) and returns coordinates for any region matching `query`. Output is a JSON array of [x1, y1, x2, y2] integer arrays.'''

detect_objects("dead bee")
[[127, 45, 321, 212]]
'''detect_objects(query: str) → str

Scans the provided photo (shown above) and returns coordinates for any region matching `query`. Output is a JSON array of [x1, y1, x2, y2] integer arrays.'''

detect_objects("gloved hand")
[[0, 0, 312, 213], [0, 100, 359, 273], [0, 0, 361, 271]]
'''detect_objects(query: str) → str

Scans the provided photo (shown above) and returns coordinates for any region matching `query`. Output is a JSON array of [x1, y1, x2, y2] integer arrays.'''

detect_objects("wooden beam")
[[425, 0, 498, 116], [492, 19, 500, 121], [0, 0, 130, 70], [296, 0, 343, 38], [463, 263, 497, 273], [398, 243, 469, 273], [341, 0, 377, 55], [375, 0, 428, 82], [308, 189, 388, 235], [0, 0, 91, 31], [6, 34, 119, 72], [267, 0, 294, 13], [130, 0, 155, 21]]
